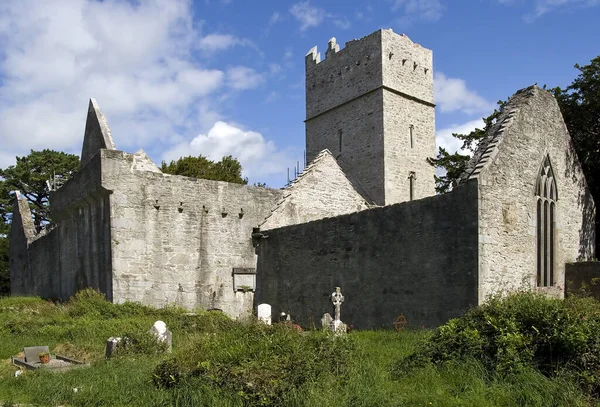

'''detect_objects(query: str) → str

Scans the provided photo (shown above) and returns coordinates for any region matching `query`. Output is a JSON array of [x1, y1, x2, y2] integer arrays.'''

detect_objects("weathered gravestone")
[[105, 337, 122, 358], [257, 303, 272, 325], [321, 313, 333, 330]]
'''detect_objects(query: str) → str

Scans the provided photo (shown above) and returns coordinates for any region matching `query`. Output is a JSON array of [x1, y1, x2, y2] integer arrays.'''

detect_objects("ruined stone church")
[[10, 29, 596, 328]]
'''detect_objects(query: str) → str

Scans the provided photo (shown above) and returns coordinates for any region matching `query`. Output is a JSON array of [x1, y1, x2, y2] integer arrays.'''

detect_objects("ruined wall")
[[256, 180, 479, 329], [101, 150, 283, 317], [472, 86, 596, 303], [9, 152, 113, 300]]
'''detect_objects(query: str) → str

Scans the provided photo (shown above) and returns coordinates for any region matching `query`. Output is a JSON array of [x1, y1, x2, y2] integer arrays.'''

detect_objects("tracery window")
[[535, 156, 557, 287]]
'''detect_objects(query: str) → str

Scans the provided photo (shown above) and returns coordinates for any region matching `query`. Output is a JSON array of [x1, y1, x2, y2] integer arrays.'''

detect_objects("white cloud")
[[197, 34, 243, 51], [0, 0, 267, 169], [290, 2, 326, 30], [434, 73, 495, 115], [163, 121, 292, 179], [227, 66, 265, 90], [499, 0, 600, 20], [392, 0, 445, 24], [436, 119, 485, 155]]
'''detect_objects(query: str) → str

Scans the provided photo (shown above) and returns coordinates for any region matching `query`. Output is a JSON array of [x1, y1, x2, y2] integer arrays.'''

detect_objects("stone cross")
[[331, 287, 344, 321]]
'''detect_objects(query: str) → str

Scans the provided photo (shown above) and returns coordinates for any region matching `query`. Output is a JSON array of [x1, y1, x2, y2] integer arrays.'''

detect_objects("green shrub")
[[152, 322, 354, 406], [392, 291, 600, 397]]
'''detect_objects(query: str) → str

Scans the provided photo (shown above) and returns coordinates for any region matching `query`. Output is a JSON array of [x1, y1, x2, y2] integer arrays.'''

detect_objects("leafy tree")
[[552, 56, 600, 253], [0, 149, 80, 232], [161, 155, 248, 185], [427, 100, 505, 193]]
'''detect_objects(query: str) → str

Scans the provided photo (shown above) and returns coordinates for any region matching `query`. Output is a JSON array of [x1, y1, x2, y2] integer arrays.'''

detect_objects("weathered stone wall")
[[9, 153, 113, 300], [383, 91, 436, 203], [256, 181, 479, 329], [305, 29, 435, 205], [305, 31, 383, 121], [260, 150, 370, 230], [473, 87, 596, 303], [306, 90, 384, 204], [101, 150, 283, 317]]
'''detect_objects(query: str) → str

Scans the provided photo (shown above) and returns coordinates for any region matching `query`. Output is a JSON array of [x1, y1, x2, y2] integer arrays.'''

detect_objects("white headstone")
[[149, 320, 172, 353], [257, 303, 272, 325]]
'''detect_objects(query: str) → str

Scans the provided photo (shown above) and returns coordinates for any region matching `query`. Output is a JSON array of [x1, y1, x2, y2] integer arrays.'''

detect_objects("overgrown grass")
[[0, 290, 595, 406]]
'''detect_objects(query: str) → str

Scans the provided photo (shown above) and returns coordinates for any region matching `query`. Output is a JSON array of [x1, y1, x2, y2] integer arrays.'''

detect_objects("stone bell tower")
[[305, 28, 436, 205]]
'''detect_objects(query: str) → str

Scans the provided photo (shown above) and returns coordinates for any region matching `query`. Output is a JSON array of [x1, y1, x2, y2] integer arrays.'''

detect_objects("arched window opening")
[[409, 171, 416, 201], [535, 156, 557, 287], [409, 124, 414, 148]]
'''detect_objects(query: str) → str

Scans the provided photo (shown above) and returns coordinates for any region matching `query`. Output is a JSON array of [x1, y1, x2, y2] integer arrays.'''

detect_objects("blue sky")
[[0, 0, 598, 188]]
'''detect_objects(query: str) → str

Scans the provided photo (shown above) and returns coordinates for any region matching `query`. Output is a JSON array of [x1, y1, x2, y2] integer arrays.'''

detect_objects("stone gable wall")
[[260, 150, 369, 231], [476, 87, 596, 303]]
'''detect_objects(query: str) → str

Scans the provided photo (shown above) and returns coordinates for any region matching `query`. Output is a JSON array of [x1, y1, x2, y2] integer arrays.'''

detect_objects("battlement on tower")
[[305, 29, 434, 120]]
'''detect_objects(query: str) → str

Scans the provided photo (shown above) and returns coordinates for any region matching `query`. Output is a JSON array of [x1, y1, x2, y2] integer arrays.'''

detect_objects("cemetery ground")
[[0, 290, 596, 406]]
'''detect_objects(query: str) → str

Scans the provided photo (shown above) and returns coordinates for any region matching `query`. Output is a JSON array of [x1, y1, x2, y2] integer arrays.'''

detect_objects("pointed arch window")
[[535, 156, 557, 287]]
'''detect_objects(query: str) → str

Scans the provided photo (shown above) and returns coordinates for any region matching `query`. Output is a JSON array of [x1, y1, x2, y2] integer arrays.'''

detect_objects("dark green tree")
[[428, 100, 505, 193], [161, 155, 248, 185], [0, 149, 80, 232], [552, 56, 600, 253]]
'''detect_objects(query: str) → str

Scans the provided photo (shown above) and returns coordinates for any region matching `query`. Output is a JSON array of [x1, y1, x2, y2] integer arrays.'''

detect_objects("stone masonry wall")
[[256, 180, 479, 329], [383, 91, 436, 203], [100, 150, 283, 317], [305, 31, 383, 121], [10, 152, 113, 301], [306, 90, 384, 204], [475, 87, 596, 303]]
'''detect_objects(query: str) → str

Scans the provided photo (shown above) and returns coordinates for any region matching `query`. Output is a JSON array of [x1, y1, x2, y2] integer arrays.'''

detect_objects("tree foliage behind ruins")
[[160, 155, 248, 185]]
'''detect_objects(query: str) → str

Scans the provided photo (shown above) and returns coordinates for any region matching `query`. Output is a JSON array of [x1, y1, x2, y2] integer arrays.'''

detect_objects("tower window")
[[535, 156, 557, 287], [409, 125, 414, 148], [409, 172, 416, 201], [338, 129, 343, 153]]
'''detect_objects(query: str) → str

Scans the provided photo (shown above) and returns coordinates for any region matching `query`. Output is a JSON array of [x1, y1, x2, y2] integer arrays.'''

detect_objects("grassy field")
[[0, 291, 593, 407]]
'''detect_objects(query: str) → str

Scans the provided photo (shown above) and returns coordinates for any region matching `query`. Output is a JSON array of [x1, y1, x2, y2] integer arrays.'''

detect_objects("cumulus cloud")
[[392, 0, 445, 25], [436, 119, 485, 155], [163, 121, 292, 179], [434, 73, 495, 115], [0, 0, 269, 170]]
